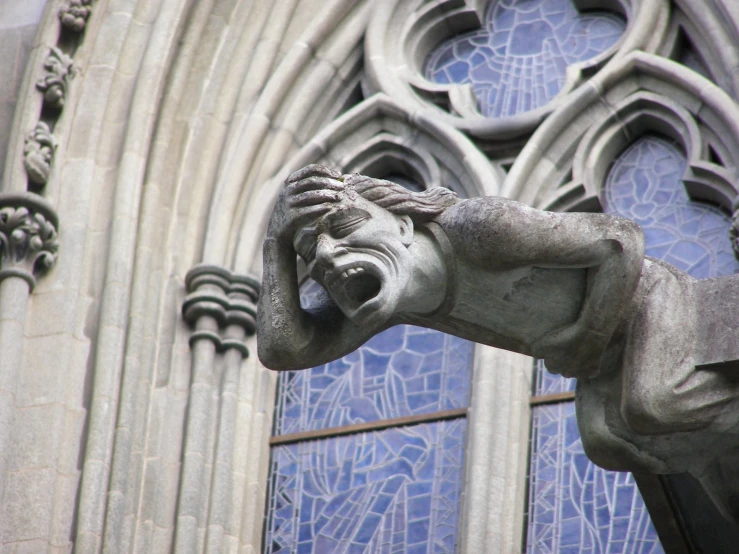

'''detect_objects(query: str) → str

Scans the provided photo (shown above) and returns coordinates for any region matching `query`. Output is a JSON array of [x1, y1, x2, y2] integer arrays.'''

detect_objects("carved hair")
[[348, 176, 458, 222]]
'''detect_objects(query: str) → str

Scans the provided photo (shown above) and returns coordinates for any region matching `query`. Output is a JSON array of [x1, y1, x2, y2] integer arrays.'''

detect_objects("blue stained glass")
[[424, 0, 625, 117], [275, 281, 474, 435], [529, 135, 738, 551], [265, 420, 467, 554], [535, 359, 576, 396], [527, 403, 663, 554], [604, 136, 739, 278]]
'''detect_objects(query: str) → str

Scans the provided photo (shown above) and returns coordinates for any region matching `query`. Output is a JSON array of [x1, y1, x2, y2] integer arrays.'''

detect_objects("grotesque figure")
[[258, 164, 739, 522]]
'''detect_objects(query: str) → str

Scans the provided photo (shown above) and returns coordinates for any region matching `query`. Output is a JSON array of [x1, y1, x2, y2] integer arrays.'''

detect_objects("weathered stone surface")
[[36, 47, 75, 110], [59, 0, 93, 32], [0, 193, 59, 287], [258, 165, 643, 374], [22, 122, 57, 187], [258, 164, 739, 524]]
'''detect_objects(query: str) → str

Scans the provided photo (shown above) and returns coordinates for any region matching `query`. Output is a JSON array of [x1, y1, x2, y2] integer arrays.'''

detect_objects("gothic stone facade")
[[1, 1, 739, 553]]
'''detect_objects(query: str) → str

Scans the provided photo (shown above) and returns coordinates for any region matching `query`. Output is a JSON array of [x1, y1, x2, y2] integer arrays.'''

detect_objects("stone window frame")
[[504, 51, 739, 214], [250, 9, 739, 551], [658, 0, 739, 99], [362, 0, 669, 141]]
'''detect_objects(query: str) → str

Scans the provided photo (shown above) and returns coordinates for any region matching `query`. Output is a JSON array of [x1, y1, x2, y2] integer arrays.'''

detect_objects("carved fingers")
[[286, 175, 344, 208], [268, 165, 346, 243], [285, 166, 344, 213], [286, 164, 342, 183], [288, 189, 341, 207]]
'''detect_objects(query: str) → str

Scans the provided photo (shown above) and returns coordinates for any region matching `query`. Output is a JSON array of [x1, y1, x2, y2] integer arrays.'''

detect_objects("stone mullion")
[[459, 345, 533, 553], [177, 265, 259, 554]]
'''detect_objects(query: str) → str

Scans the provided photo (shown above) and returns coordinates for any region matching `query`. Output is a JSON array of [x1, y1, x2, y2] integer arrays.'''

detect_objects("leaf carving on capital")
[[23, 122, 57, 187], [36, 47, 75, 109], [59, 0, 93, 32], [0, 201, 59, 278]]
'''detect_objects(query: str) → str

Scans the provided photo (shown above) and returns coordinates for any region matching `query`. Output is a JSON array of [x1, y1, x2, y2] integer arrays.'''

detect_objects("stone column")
[[0, 192, 59, 502], [175, 265, 259, 554]]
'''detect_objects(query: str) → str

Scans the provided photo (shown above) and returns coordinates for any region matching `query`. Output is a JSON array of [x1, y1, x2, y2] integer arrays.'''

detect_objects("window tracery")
[[424, 0, 625, 118], [605, 136, 739, 277], [261, 3, 739, 552], [364, 0, 668, 141], [660, 1, 739, 98]]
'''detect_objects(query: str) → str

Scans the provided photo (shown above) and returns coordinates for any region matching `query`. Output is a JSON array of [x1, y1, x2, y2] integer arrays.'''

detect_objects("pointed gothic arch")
[[505, 51, 739, 211], [233, 93, 502, 274]]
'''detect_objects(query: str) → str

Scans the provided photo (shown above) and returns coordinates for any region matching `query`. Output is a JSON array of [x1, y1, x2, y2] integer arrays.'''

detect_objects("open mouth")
[[340, 268, 381, 307]]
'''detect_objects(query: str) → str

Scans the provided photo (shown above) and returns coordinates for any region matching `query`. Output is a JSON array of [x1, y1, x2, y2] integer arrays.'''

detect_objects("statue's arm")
[[530, 212, 644, 377], [441, 198, 645, 377], [256, 166, 377, 371]]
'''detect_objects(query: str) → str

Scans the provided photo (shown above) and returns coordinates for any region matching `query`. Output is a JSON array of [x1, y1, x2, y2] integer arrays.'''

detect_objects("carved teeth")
[[340, 267, 364, 281], [328, 267, 365, 288]]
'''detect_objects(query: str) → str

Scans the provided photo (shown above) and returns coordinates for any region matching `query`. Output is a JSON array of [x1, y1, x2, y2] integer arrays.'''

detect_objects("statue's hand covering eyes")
[[257, 164, 645, 378], [257, 164, 739, 524]]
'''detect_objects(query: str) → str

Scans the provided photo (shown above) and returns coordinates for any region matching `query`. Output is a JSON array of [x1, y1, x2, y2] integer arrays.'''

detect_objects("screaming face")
[[293, 194, 414, 328]]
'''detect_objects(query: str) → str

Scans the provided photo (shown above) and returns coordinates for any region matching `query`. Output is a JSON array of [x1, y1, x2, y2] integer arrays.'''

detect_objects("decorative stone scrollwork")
[[36, 47, 75, 109], [59, 0, 93, 32], [0, 193, 60, 289], [182, 264, 260, 355], [23, 122, 57, 187]]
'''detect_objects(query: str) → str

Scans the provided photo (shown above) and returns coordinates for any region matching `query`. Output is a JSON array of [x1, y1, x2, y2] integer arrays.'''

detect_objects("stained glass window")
[[267, 420, 467, 554], [274, 324, 472, 436], [528, 357, 664, 553], [527, 135, 738, 552], [265, 279, 474, 553], [528, 400, 661, 554], [604, 136, 739, 277], [424, 0, 625, 117]]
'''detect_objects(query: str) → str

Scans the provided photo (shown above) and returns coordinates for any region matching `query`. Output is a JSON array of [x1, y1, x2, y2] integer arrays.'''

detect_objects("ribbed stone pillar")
[[0, 192, 59, 503], [175, 265, 259, 554]]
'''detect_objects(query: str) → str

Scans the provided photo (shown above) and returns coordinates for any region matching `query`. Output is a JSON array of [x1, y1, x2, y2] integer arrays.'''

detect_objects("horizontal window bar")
[[270, 408, 468, 446], [529, 391, 576, 406]]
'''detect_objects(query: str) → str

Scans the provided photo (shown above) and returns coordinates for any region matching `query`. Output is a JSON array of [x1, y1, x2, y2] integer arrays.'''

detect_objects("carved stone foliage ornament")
[[182, 265, 260, 355], [59, 0, 93, 32], [36, 47, 75, 109], [258, 165, 739, 524], [0, 193, 59, 287], [23, 122, 58, 187]]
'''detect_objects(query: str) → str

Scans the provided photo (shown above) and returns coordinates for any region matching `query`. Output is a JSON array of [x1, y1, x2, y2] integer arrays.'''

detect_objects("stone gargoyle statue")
[[257, 164, 739, 523]]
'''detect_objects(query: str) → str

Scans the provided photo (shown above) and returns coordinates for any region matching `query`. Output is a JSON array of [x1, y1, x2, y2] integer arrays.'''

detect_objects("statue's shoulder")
[[435, 196, 532, 235]]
